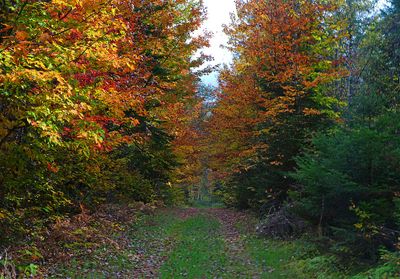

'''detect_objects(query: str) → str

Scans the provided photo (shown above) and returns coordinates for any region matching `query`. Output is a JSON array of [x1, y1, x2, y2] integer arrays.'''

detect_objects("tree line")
[[206, 0, 400, 263], [0, 0, 207, 245]]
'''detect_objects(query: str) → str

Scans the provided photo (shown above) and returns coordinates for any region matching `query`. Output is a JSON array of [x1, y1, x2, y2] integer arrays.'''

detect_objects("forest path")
[[46, 207, 300, 278], [158, 207, 264, 278]]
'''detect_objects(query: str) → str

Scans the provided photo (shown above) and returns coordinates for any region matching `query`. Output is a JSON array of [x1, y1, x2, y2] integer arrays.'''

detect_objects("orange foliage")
[[206, 0, 346, 177]]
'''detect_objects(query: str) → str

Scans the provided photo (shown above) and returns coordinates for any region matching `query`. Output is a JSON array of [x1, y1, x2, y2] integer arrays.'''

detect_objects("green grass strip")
[[159, 214, 228, 278]]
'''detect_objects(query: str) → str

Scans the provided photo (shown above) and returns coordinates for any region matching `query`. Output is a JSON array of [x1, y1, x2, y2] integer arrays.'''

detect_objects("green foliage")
[[296, 255, 343, 278], [292, 106, 400, 257], [351, 249, 400, 278], [289, 3, 400, 249]]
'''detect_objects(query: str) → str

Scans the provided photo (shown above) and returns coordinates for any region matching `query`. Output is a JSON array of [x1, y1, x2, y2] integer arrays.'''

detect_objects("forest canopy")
[[1, 0, 399, 277]]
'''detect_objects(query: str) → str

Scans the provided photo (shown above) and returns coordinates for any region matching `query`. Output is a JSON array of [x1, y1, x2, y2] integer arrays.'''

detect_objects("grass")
[[245, 236, 353, 279], [159, 214, 228, 278], [245, 237, 304, 278], [235, 213, 347, 278], [189, 199, 225, 209], [41, 207, 392, 278]]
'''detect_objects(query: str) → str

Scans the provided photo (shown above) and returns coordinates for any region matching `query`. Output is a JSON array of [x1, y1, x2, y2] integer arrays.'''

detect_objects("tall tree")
[[0, 0, 207, 242], [206, 0, 346, 209]]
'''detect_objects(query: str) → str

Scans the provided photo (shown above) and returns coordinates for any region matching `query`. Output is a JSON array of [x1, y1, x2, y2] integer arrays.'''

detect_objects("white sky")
[[196, 0, 388, 86], [197, 0, 236, 85]]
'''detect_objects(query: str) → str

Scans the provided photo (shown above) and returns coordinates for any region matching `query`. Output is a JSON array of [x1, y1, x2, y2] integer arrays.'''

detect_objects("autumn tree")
[[291, 0, 400, 259], [207, 0, 346, 209], [0, 0, 207, 243]]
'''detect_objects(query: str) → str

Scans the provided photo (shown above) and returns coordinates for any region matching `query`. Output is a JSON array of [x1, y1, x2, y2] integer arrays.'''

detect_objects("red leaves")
[[74, 70, 104, 87], [47, 162, 59, 173], [15, 31, 28, 41], [68, 29, 83, 41], [84, 115, 123, 128]]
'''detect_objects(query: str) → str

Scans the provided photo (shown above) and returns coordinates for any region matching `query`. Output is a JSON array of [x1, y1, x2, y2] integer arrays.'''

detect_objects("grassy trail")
[[46, 207, 313, 278], [157, 208, 303, 278], [159, 208, 262, 278]]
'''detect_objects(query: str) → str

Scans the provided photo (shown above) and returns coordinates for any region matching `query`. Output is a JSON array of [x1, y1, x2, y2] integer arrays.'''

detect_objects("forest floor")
[[37, 205, 340, 278]]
